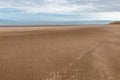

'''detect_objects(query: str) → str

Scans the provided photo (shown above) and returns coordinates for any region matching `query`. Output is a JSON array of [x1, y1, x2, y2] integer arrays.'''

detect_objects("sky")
[[0, 0, 120, 24]]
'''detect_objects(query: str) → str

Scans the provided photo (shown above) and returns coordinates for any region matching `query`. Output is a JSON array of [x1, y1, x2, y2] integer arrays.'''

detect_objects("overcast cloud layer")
[[0, 0, 120, 13], [0, 0, 120, 24]]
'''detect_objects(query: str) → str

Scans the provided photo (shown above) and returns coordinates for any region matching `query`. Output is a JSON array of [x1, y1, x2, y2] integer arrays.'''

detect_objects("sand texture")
[[0, 25, 120, 80]]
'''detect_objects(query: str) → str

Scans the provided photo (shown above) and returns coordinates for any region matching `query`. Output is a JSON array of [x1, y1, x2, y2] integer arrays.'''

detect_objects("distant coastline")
[[109, 21, 120, 25]]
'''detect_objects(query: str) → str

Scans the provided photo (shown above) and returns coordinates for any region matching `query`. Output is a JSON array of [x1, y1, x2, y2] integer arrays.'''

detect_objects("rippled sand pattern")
[[0, 25, 120, 80]]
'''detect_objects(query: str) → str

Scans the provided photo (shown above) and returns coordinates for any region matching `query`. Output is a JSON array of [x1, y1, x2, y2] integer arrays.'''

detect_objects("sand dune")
[[0, 25, 120, 80]]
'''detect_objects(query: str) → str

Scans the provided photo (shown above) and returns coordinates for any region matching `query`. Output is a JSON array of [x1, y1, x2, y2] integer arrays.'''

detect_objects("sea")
[[0, 20, 112, 25]]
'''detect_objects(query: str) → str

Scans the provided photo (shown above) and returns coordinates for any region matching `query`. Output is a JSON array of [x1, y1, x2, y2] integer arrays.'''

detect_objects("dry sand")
[[0, 25, 120, 80]]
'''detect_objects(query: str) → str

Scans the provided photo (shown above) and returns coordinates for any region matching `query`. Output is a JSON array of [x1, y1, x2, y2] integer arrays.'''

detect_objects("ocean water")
[[0, 20, 112, 25]]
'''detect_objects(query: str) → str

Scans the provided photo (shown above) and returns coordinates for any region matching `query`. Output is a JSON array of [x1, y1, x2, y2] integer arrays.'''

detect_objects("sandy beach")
[[0, 25, 120, 80]]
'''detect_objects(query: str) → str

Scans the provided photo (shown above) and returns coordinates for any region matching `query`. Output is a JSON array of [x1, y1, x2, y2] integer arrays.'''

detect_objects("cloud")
[[0, 0, 120, 22], [0, 0, 120, 14]]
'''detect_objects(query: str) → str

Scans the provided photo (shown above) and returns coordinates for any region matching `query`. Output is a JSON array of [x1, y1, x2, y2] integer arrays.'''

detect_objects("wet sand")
[[0, 25, 120, 80]]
